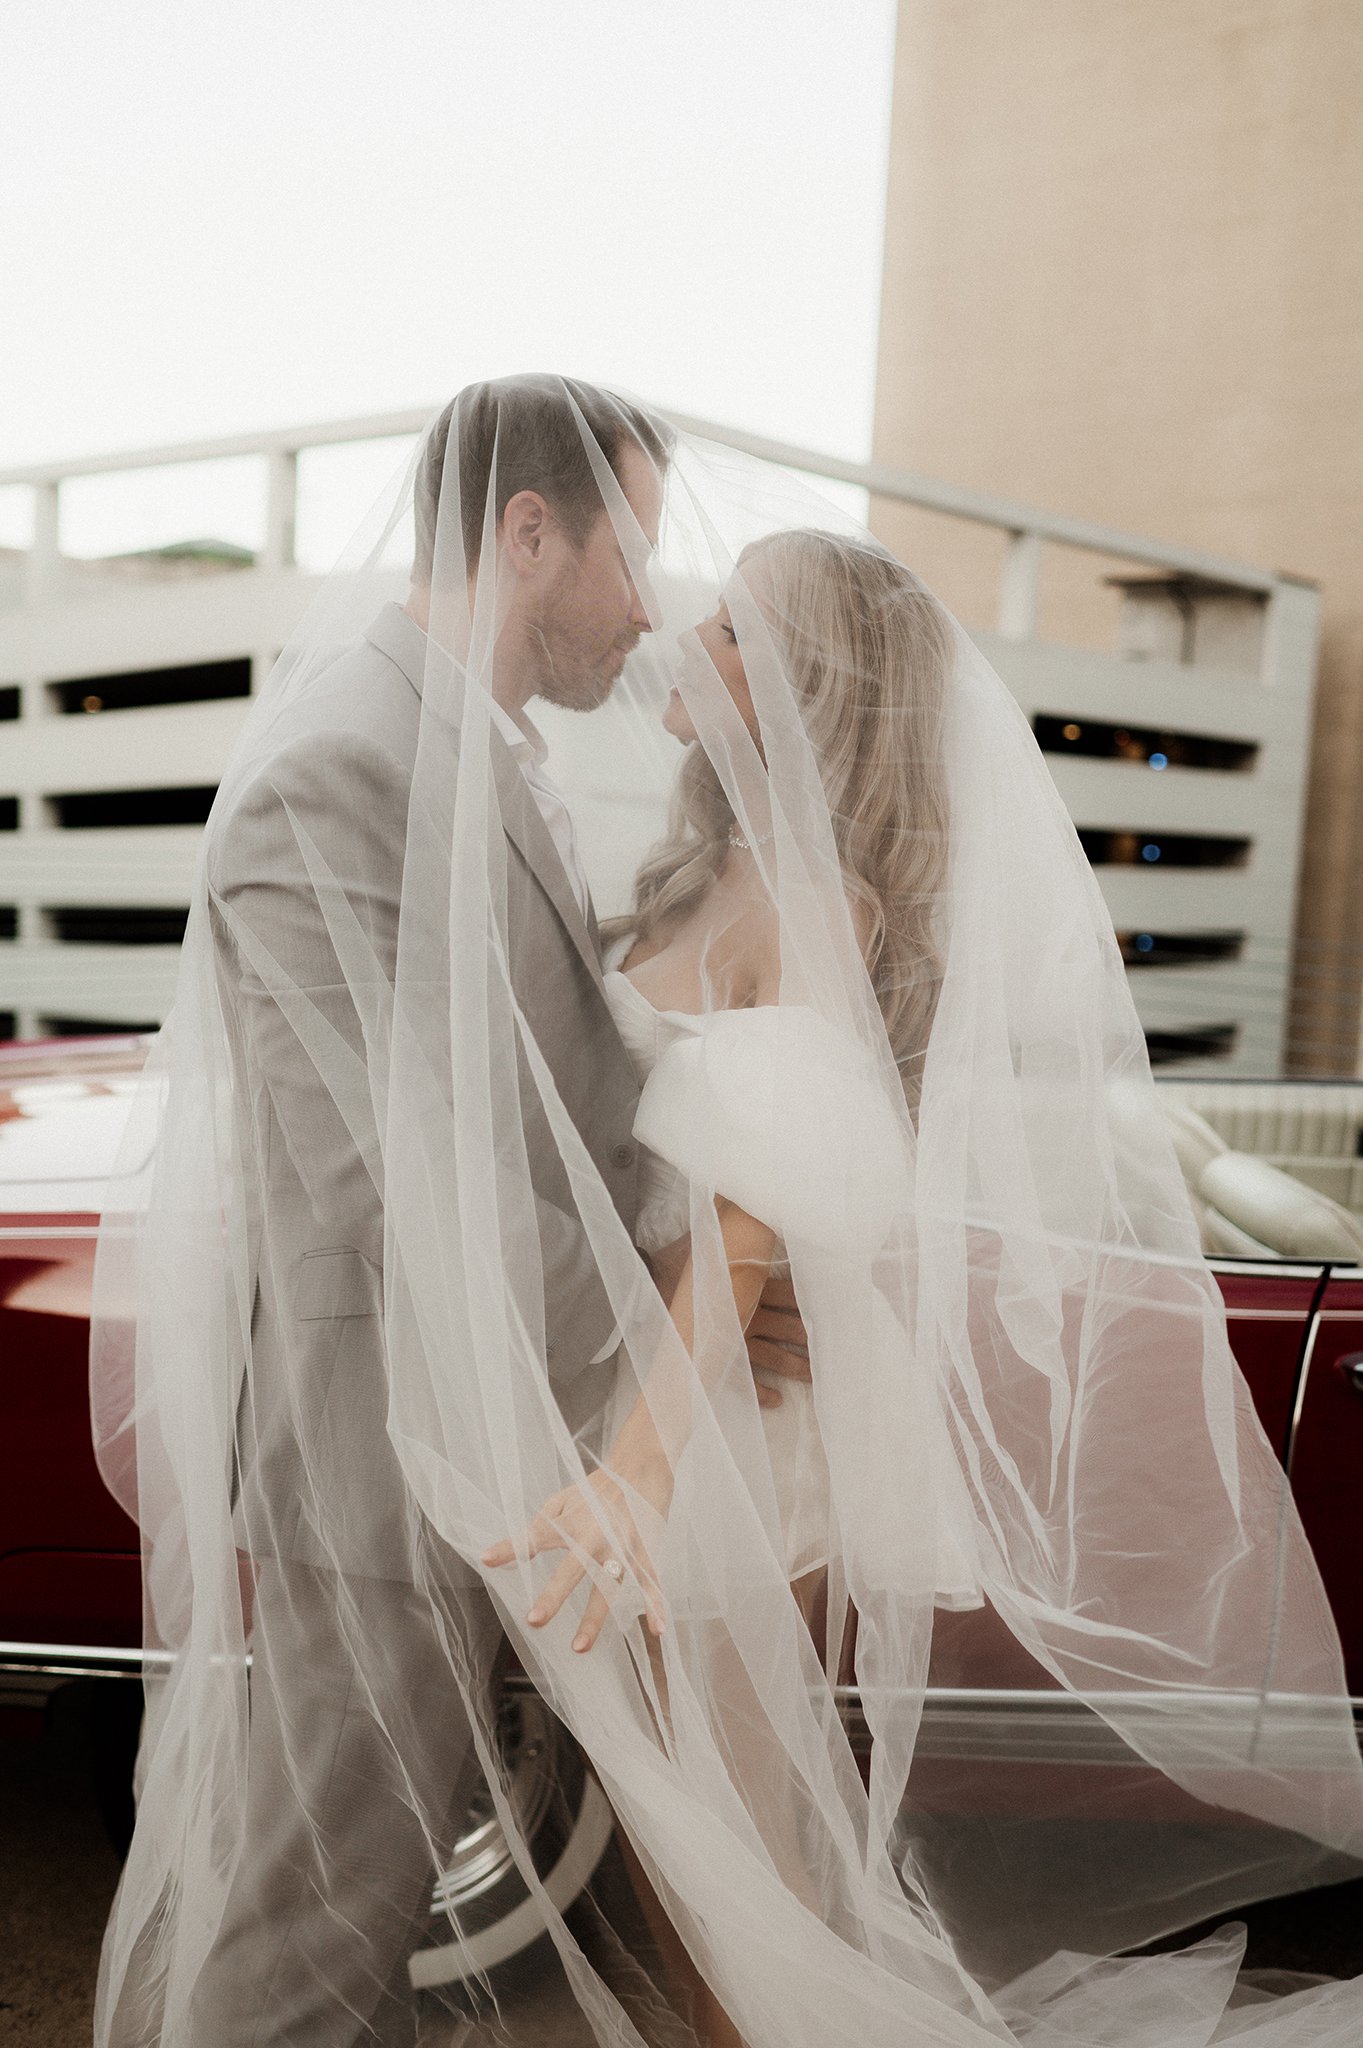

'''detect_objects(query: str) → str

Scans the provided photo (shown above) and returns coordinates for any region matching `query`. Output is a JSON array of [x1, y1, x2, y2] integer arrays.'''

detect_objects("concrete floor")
[[1, 1686, 124, 2048], [7, 1682, 1363, 2046], [415, 1944, 601, 2048], [0, 1681, 675, 2048]]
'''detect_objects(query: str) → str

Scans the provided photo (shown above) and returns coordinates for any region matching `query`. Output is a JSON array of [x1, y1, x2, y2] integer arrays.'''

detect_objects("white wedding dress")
[[603, 948, 986, 1601]]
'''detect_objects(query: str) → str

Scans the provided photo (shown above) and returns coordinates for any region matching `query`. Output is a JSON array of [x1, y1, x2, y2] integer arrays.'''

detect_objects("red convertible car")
[[3, 1032, 1363, 1983]]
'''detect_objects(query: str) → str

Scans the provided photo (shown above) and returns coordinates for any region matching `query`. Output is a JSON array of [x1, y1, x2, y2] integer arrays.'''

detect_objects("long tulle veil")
[[92, 374, 1363, 2046]]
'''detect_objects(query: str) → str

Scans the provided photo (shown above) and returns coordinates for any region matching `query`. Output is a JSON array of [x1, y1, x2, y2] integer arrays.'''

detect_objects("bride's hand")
[[480, 1437, 673, 1653]]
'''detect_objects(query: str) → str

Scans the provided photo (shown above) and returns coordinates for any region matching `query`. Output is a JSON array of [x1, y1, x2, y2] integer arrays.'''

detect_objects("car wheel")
[[407, 1689, 615, 1989], [86, 1670, 613, 1983]]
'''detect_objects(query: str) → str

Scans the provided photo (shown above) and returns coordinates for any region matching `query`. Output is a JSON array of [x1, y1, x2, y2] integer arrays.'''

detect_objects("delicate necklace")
[[727, 822, 774, 854]]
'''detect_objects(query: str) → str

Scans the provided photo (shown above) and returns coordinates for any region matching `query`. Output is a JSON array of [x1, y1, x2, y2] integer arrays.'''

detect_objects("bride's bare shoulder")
[[741, 894, 783, 1006]]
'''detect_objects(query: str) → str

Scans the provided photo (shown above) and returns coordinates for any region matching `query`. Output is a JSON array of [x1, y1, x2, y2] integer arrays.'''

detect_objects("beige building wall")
[[873, 0, 1363, 1073]]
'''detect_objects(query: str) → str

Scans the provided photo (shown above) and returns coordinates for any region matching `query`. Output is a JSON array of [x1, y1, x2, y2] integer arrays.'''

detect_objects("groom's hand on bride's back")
[[746, 1273, 811, 1408]]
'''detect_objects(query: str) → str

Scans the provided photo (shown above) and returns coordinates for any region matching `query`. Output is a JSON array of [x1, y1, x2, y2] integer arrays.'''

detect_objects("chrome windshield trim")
[[1286, 1307, 1325, 1476], [1208, 1259, 1331, 1279]]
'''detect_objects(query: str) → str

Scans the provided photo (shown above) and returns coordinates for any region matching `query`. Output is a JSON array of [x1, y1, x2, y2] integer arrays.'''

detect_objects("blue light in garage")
[[1141, 843, 1162, 861], [1135, 933, 1155, 953], [1148, 752, 1168, 770]]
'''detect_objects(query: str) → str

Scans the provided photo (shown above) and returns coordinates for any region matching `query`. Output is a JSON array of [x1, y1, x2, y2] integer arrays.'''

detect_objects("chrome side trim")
[[5, 1638, 1359, 1749], [829, 1685, 1363, 1764], [0, 1641, 177, 1680], [0, 1225, 99, 1241]]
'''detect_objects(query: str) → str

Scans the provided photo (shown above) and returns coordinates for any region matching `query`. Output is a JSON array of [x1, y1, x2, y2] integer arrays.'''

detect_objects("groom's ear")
[[501, 489, 553, 576]]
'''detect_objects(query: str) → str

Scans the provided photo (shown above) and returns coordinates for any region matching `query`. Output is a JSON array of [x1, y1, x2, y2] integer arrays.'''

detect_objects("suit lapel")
[[364, 604, 605, 993], [488, 741, 605, 992]]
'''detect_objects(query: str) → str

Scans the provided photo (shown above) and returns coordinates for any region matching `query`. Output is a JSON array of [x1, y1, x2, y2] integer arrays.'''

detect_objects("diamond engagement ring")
[[602, 1557, 625, 1583]]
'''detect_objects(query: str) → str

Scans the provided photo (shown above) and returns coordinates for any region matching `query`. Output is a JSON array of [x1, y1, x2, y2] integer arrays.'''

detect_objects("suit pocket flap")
[[293, 1248, 380, 1321]]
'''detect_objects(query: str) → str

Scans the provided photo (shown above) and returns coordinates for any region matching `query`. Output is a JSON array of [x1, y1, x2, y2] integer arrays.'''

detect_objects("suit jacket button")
[[611, 1143, 635, 1169]]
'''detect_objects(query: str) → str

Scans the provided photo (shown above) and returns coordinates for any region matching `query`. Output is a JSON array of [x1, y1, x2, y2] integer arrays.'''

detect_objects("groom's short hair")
[[414, 374, 671, 581]]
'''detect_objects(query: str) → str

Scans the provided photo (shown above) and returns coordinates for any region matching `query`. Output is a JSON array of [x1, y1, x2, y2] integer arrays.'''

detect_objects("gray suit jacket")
[[205, 603, 642, 1579]]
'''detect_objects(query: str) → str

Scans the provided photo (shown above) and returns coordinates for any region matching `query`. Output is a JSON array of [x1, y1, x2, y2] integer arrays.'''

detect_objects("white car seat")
[[1198, 1149, 1363, 1262], [1117, 1087, 1363, 1261]]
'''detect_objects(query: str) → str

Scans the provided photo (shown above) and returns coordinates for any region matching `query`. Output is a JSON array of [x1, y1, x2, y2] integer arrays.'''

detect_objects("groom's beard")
[[529, 577, 639, 713]]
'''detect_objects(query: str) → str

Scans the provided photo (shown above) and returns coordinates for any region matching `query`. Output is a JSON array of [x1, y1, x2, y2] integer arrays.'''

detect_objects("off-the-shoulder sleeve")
[[632, 1005, 912, 1253]]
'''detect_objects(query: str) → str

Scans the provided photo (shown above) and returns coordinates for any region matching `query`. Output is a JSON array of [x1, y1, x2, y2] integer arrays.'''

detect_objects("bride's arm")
[[639, 1191, 778, 1356], [672, 1200, 778, 1349], [610, 1199, 778, 1460], [488, 1195, 777, 1652], [614, 916, 787, 1448]]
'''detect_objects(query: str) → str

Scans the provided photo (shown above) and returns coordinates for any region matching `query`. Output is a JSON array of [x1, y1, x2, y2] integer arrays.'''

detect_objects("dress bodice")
[[603, 952, 830, 1574], [602, 962, 707, 1253], [600, 941, 984, 1605], [603, 938, 918, 1255]]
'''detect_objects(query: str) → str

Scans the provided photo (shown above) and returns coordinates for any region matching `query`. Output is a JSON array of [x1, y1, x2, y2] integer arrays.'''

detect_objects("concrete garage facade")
[[872, 0, 1363, 1074], [0, 403, 1322, 1074]]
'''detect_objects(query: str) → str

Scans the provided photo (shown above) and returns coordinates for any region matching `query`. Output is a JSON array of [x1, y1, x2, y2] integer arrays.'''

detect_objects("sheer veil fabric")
[[92, 376, 1363, 2046]]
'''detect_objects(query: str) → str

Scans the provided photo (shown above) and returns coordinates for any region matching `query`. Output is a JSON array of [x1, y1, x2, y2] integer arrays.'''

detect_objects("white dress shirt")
[[488, 698, 592, 922]]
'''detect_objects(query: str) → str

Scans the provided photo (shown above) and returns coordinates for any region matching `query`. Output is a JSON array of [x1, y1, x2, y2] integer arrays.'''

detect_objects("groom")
[[190, 375, 810, 2048]]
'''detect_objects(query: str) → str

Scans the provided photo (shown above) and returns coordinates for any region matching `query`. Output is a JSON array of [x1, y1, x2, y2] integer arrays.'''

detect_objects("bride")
[[481, 501, 1363, 2044], [485, 527, 990, 2043], [486, 531, 975, 1579], [95, 376, 1363, 2048]]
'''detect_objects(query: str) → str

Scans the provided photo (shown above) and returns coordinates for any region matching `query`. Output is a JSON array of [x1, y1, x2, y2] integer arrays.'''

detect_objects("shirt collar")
[[487, 695, 550, 773], [363, 607, 551, 775]]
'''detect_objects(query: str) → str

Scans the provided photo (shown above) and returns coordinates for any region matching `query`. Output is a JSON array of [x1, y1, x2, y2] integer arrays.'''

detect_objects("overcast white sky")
[[0, 2, 897, 556]]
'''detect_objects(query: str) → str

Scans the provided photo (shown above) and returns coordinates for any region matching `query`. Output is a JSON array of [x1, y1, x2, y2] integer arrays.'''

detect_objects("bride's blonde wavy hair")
[[608, 530, 953, 1099]]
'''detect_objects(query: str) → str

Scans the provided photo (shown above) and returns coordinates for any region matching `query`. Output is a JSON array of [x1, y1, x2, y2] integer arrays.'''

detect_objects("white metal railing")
[[1, 402, 1295, 629]]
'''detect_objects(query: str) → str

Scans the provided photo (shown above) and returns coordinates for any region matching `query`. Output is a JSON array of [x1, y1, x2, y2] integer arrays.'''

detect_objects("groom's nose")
[[627, 570, 659, 635]]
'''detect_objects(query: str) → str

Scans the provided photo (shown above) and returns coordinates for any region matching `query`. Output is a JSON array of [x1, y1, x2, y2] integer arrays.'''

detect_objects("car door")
[[1211, 1256, 1328, 1465], [0, 1050, 149, 1661], [0, 1216, 142, 1654]]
